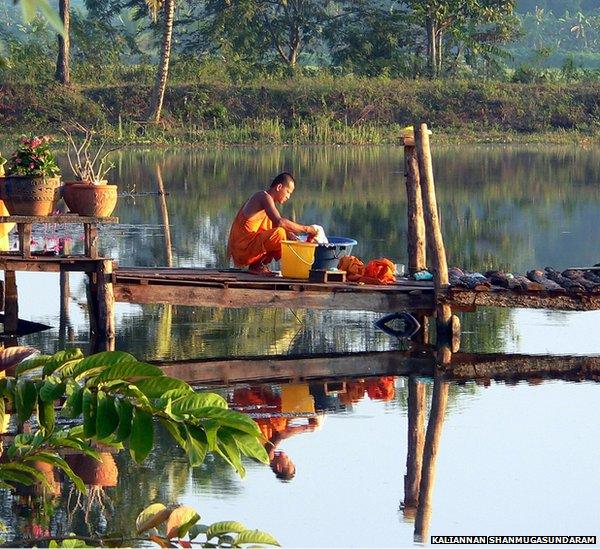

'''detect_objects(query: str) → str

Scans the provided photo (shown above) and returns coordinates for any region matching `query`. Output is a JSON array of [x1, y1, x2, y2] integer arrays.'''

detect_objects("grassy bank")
[[1, 77, 599, 146]]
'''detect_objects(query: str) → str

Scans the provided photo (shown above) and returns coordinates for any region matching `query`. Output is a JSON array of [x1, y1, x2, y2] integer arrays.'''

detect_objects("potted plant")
[[0, 135, 61, 216], [61, 125, 118, 217]]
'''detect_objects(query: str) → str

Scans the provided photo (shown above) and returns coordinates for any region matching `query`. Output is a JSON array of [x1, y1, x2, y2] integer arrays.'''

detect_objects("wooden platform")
[[113, 267, 435, 313]]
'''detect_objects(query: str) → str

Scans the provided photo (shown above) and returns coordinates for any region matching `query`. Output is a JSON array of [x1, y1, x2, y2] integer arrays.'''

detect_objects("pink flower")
[[29, 163, 35, 169], [30, 137, 42, 148]]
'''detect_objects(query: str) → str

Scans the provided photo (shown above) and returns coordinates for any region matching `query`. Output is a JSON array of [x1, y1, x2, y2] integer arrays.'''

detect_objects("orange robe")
[[227, 208, 286, 267]]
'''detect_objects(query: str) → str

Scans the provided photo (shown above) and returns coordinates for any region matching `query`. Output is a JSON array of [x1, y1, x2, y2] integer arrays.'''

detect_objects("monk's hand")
[[306, 225, 319, 237]]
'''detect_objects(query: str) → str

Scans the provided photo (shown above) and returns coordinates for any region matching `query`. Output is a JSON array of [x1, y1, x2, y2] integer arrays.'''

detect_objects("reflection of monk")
[[231, 386, 322, 480], [339, 376, 396, 406]]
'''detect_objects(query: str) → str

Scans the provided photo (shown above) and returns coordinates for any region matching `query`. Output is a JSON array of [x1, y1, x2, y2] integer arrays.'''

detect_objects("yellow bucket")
[[281, 240, 317, 279]]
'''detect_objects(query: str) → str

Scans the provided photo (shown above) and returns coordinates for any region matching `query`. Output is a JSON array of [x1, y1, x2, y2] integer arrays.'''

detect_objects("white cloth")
[[311, 224, 328, 244]]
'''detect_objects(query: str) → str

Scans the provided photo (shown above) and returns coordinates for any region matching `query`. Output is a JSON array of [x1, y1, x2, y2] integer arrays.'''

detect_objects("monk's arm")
[[261, 194, 317, 236]]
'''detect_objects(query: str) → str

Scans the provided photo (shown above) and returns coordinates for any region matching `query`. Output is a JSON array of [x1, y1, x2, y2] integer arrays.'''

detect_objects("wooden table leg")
[[84, 223, 99, 259], [17, 223, 32, 258], [4, 270, 18, 334]]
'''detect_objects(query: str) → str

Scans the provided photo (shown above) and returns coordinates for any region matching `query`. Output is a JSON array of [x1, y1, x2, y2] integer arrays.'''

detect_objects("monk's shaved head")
[[270, 172, 295, 188]]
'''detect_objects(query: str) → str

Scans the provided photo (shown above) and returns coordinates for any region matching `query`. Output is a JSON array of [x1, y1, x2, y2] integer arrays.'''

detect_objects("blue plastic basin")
[[313, 237, 357, 271]]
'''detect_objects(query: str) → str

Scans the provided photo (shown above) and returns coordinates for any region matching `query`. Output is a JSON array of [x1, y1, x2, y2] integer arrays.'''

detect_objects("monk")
[[227, 172, 318, 274]]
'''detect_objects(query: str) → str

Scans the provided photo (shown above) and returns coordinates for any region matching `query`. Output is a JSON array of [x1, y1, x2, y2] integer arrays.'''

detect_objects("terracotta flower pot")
[[62, 181, 118, 217], [0, 175, 61, 216], [64, 452, 119, 487]]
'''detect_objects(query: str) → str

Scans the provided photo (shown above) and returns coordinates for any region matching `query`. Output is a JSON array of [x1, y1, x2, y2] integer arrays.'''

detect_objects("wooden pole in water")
[[404, 142, 427, 274], [414, 123, 452, 341], [403, 376, 426, 515], [414, 372, 450, 542]]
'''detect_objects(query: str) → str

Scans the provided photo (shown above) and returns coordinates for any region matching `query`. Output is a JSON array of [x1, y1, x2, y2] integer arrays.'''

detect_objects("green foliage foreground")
[[0, 347, 275, 545]]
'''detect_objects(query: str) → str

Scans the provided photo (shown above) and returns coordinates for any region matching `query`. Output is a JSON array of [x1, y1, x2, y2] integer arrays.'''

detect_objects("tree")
[[147, 0, 176, 123], [55, 0, 70, 84], [407, 0, 518, 77], [206, 0, 332, 70], [326, 1, 420, 77]]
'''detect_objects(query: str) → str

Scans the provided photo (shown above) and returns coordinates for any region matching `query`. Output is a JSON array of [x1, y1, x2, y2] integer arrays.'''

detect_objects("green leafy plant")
[[4, 135, 60, 177], [135, 503, 280, 547], [0, 347, 269, 493]]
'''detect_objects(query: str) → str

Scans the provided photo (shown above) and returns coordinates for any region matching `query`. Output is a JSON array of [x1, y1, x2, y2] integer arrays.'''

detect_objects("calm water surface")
[[4, 145, 600, 546]]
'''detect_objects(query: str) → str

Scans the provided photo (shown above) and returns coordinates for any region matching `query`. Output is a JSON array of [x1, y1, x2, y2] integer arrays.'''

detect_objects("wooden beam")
[[114, 282, 435, 313], [155, 349, 600, 385], [0, 257, 110, 273]]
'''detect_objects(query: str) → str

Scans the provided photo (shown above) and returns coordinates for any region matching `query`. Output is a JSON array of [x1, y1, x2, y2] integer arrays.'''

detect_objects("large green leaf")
[[39, 378, 66, 402], [15, 354, 51, 376], [134, 377, 192, 399], [61, 385, 84, 419], [42, 348, 85, 377], [192, 407, 262, 437], [216, 430, 245, 478], [136, 503, 172, 534], [0, 399, 5, 435], [37, 395, 55, 433], [0, 463, 49, 487], [205, 521, 246, 540], [229, 430, 269, 464], [114, 399, 134, 442], [82, 388, 97, 438], [96, 391, 119, 439], [29, 452, 87, 493], [184, 425, 208, 467], [159, 417, 187, 447], [170, 393, 227, 417], [165, 506, 200, 539], [14, 379, 38, 424], [95, 361, 164, 384], [60, 351, 136, 381], [130, 408, 153, 463], [234, 529, 280, 546]]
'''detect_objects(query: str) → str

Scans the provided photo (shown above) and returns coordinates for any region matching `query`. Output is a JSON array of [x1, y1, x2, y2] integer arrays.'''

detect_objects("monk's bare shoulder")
[[242, 191, 271, 217]]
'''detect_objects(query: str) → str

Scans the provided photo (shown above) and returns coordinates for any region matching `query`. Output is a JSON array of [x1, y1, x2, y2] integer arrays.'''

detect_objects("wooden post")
[[403, 376, 426, 514], [414, 373, 450, 543], [155, 164, 173, 267], [4, 271, 18, 334], [404, 144, 426, 274], [414, 123, 451, 340]]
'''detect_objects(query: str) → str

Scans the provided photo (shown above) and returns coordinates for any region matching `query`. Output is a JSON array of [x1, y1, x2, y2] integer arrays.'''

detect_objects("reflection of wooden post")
[[414, 123, 451, 342], [155, 164, 173, 267], [96, 260, 115, 352], [404, 376, 426, 513], [404, 144, 426, 274], [4, 271, 18, 334], [414, 372, 450, 542], [59, 270, 70, 345], [88, 260, 115, 352]]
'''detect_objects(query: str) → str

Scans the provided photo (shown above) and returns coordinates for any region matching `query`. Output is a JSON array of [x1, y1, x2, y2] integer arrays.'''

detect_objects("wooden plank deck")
[[113, 267, 436, 313]]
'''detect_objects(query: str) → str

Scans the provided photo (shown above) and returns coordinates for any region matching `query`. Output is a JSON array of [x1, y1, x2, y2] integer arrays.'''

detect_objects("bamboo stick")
[[404, 145, 426, 274]]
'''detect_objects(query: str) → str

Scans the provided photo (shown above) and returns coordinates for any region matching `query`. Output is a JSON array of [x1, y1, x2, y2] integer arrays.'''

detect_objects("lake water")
[[3, 145, 600, 546]]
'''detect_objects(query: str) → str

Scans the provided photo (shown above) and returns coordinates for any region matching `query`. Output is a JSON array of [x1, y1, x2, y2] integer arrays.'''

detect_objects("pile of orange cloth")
[[338, 256, 396, 285]]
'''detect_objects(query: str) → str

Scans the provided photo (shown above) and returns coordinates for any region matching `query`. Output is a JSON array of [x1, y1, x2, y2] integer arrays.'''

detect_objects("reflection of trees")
[[57, 144, 600, 273]]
